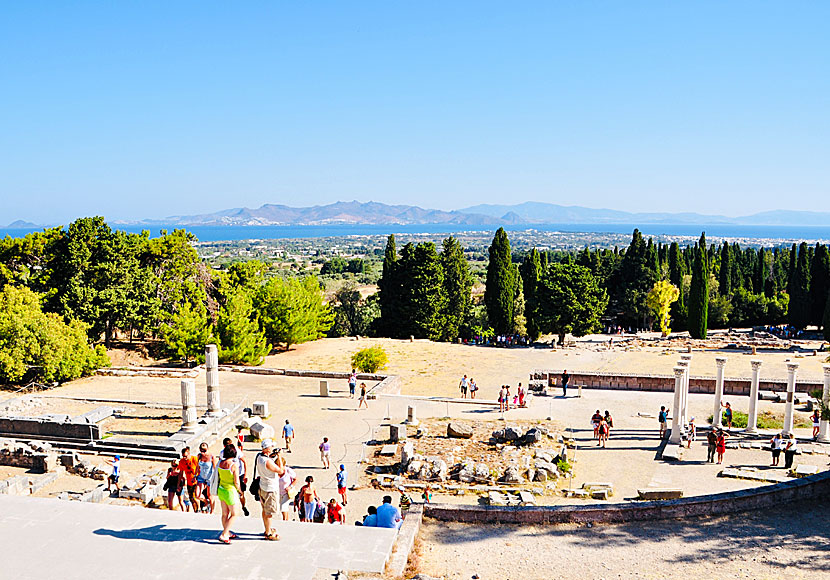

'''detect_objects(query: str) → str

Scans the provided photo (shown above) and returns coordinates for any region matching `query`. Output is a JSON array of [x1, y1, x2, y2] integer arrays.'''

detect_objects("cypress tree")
[[668, 242, 686, 330], [786, 243, 797, 296], [809, 244, 830, 328], [719, 242, 732, 295], [439, 236, 472, 341], [789, 242, 812, 329], [519, 248, 542, 340], [378, 234, 399, 336], [484, 228, 518, 335], [824, 293, 830, 341], [688, 238, 709, 339]]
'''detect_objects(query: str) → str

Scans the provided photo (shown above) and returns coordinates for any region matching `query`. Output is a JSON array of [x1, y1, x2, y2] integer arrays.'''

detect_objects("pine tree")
[[788, 242, 812, 329], [439, 236, 472, 341], [809, 244, 830, 328], [216, 290, 270, 365], [519, 248, 542, 340], [668, 242, 687, 330], [484, 228, 518, 335], [688, 237, 709, 339]]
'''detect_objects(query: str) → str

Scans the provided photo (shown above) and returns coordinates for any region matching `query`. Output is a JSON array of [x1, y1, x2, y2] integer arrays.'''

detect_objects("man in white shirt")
[[257, 439, 285, 540]]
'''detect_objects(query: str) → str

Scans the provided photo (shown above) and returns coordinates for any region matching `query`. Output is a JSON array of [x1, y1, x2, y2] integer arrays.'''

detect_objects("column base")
[[818, 436, 830, 444], [744, 427, 757, 435]]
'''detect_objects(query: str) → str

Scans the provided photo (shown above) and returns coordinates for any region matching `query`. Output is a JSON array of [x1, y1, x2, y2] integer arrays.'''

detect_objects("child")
[[398, 486, 412, 512], [421, 485, 432, 504]]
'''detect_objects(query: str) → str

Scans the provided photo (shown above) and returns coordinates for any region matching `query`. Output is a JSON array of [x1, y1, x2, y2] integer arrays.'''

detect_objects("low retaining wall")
[[218, 365, 386, 382], [97, 367, 199, 378], [0, 417, 99, 441], [424, 470, 830, 524], [532, 369, 822, 395], [386, 504, 423, 577]]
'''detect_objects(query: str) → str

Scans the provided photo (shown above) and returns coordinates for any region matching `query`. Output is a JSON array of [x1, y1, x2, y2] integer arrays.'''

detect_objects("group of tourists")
[[769, 432, 800, 469], [497, 383, 527, 411], [458, 374, 479, 398], [348, 370, 369, 409], [705, 428, 729, 463], [591, 409, 613, 447]]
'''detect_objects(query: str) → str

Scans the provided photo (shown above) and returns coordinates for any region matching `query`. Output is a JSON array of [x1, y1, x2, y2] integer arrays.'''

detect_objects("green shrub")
[[556, 459, 571, 474], [707, 410, 809, 429], [351, 346, 388, 373]]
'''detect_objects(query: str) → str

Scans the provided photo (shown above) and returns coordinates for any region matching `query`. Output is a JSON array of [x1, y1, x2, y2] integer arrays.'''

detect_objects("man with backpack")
[[658, 406, 669, 438], [254, 439, 285, 540]]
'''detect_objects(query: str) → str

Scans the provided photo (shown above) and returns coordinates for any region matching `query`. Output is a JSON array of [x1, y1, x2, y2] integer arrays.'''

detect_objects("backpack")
[[248, 453, 262, 501]]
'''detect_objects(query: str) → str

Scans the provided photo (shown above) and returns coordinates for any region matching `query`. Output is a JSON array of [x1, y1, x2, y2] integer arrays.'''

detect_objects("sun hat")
[[261, 439, 275, 450]]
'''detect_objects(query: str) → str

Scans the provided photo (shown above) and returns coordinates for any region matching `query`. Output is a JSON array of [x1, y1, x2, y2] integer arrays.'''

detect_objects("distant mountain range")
[[7, 201, 830, 228]]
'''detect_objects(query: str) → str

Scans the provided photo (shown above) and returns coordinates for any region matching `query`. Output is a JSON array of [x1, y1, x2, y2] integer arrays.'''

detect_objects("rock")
[[458, 463, 476, 483], [533, 470, 548, 482], [501, 466, 521, 483], [447, 422, 473, 439], [526, 468, 536, 482], [249, 421, 275, 441], [401, 442, 415, 466], [474, 463, 490, 481], [503, 426, 521, 441], [431, 459, 448, 481], [407, 460, 424, 476], [534, 460, 558, 478], [535, 450, 553, 463], [491, 429, 505, 442], [522, 428, 542, 445]]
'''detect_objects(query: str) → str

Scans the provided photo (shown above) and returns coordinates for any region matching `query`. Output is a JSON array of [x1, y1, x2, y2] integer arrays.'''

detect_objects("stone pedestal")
[[783, 362, 799, 436], [713, 357, 727, 428], [405, 405, 418, 425], [670, 367, 685, 444], [819, 365, 830, 443], [205, 344, 220, 416], [252, 401, 269, 417], [180, 379, 197, 432], [390, 424, 407, 442], [745, 360, 762, 434], [319, 380, 329, 397]]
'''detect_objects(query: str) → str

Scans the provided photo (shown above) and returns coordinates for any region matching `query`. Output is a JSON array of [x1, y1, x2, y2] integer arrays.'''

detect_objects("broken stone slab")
[[379, 444, 398, 456], [591, 489, 610, 500], [488, 491, 509, 506], [447, 422, 473, 439], [793, 464, 819, 477], [582, 482, 614, 496], [519, 490, 535, 505], [661, 446, 682, 461], [637, 488, 683, 500], [719, 468, 789, 484], [248, 421, 275, 441]]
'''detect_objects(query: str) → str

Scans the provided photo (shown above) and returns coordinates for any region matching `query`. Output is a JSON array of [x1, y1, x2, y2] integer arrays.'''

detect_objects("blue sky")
[[1, 2, 828, 223]]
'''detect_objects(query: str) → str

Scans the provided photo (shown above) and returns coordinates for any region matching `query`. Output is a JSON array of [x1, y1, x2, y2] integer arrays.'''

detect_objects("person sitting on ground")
[[359, 505, 378, 527], [327, 498, 345, 524], [376, 495, 403, 529]]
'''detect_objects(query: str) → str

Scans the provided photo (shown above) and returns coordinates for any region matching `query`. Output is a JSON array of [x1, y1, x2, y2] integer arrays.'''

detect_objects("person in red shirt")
[[177, 446, 200, 512], [326, 498, 345, 524]]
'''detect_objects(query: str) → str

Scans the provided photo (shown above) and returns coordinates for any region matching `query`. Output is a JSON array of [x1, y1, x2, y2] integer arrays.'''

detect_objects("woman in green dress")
[[217, 444, 241, 543]]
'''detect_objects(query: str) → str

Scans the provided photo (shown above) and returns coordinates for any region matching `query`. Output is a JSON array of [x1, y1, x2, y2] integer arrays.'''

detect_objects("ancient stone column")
[[180, 379, 197, 432], [680, 354, 692, 427], [745, 360, 762, 434], [782, 362, 799, 436], [677, 360, 689, 429], [205, 344, 221, 416], [670, 367, 685, 444], [819, 365, 830, 443], [713, 357, 727, 428]]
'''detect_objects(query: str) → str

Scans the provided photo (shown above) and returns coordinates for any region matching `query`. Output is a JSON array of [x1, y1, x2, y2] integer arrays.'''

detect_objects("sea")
[[2, 223, 830, 243]]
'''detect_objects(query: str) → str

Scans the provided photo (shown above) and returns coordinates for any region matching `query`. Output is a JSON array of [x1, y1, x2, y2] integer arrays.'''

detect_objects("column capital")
[[673, 367, 685, 377], [750, 359, 762, 370], [786, 362, 800, 372], [680, 354, 692, 361], [715, 356, 727, 367], [677, 360, 688, 367], [823, 364, 830, 376]]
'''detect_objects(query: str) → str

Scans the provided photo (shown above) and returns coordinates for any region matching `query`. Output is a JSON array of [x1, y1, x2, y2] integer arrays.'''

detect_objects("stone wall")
[[97, 367, 199, 378], [0, 416, 100, 441], [0, 439, 57, 473], [424, 470, 830, 524], [532, 369, 822, 395]]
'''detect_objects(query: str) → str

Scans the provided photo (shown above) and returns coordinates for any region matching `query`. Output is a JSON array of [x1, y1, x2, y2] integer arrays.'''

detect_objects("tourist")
[[721, 401, 733, 430], [398, 486, 412, 512], [376, 495, 403, 529], [783, 434, 798, 469], [358, 382, 368, 409], [504, 385, 511, 409], [196, 442, 216, 513], [361, 505, 378, 527], [178, 446, 200, 512], [604, 410, 614, 436], [105, 455, 120, 494], [283, 419, 295, 453], [686, 417, 696, 449], [319, 437, 331, 469], [422, 485, 432, 504], [706, 429, 717, 463], [770, 432, 782, 466], [301, 475, 319, 522], [811, 410, 820, 441], [327, 498, 345, 524], [470, 378, 478, 399], [658, 406, 669, 438], [561, 369, 570, 396], [277, 451, 297, 521], [716, 429, 728, 464], [220, 437, 250, 516], [349, 369, 357, 398], [498, 386, 507, 412], [336, 464, 348, 505], [597, 417, 609, 448], [313, 498, 327, 523], [256, 439, 284, 540], [216, 444, 242, 544], [236, 427, 245, 449], [459, 374, 469, 398], [591, 410, 602, 439], [164, 460, 183, 510]]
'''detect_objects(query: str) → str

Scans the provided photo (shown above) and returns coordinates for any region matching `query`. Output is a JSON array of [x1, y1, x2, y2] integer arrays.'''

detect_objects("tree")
[[611, 229, 658, 327], [824, 293, 830, 341], [328, 283, 378, 337], [158, 300, 214, 364], [810, 244, 830, 328], [536, 263, 608, 345], [788, 242, 811, 329], [719, 242, 732, 296], [688, 236, 709, 339], [668, 242, 687, 330], [0, 286, 110, 383], [377, 235, 400, 336], [216, 290, 270, 365], [647, 281, 680, 336], [439, 237, 473, 341], [351, 346, 388, 373], [519, 248, 542, 340], [396, 242, 447, 340], [257, 277, 333, 350], [484, 228, 518, 335]]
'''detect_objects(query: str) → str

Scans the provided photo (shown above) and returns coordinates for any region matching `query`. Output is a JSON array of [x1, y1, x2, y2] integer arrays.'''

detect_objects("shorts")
[[186, 484, 197, 500], [260, 490, 280, 517], [321, 450, 331, 459], [772, 449, 781, 458], [338, 486, 346, 495], [109, 474, 119, 483], [280, 492, 292, 513], [240, 479, 247, 493]]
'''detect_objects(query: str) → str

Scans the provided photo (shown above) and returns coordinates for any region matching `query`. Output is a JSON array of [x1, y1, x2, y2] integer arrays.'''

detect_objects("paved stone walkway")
[[0, 495, 397, 580]]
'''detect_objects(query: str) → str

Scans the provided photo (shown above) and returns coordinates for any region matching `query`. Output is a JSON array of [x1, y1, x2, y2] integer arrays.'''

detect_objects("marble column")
[[713, 357, 727, 428], [745, 360, 762, 434], [180, 379, 197, 432], [782, 362, 799, 437], [677, 359, 690, 429], [670, 366, 685, 444], [669, 363, 686, 444], [819, 365, 830, 443], [205, 344, 221, 416], [680, 354, 692, 427]]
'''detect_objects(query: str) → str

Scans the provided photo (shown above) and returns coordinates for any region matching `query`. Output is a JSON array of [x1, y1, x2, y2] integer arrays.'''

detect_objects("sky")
[[1, 2, 829, 224]]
